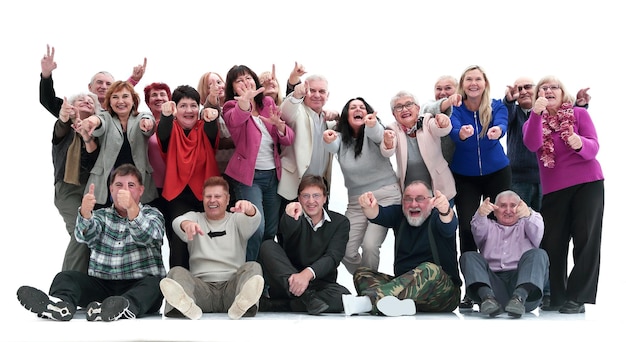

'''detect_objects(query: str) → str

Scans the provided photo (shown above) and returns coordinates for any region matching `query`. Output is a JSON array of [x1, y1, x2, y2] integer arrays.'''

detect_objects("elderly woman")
[[82, 81, 157, 207], [323, 97, 401, 275], [523, 76, 604, 314]]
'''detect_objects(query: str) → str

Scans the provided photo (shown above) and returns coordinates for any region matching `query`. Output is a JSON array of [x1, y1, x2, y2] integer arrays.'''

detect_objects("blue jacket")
[[450, 99, 509, 176]]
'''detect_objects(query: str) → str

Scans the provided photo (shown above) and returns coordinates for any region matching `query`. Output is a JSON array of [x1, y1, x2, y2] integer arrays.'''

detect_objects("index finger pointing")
[[142, 57, 147, 69], [88, 183, 95, 195]]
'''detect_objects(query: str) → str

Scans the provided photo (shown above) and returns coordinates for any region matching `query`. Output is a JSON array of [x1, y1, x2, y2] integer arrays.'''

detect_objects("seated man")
[[159, 176, 263, 320], [342, 180, 461, 316], [460, 190, 548, 318], [17, 163, 166, 322], [258, 175, 351, 315]]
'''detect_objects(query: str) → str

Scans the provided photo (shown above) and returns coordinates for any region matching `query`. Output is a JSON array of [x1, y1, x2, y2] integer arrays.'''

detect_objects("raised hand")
[[505, 84, 519, 102], [515, 200, 531, 219], [576, 87, 591, 107], [486, 126, 502, 140], [293, 79, 310, 100], [323, 129, 338, 144], [59, 96, 76, 123], [459, 124, 475, 140], [358, 191, 377, 208], [289, 61, 307, 85], [534, 89, 548, 114], [234, 82, 264, 111], [259, 105, 286, 134], [477, 197, 496, 217], [285, 202, 303, 220], [567, 126, 582, 150], [364, 111, 378, 128], [434, 113, 451, 128], [202, 107, 219, 122], [431, 190, 449, 214], [41, 44, 57, 78], [161, 101, 176, 117], [80, 184, 97, 218], [131, 57, 147, 84]]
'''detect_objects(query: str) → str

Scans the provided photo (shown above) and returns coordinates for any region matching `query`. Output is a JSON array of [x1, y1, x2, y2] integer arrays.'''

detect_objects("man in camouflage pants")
[[342, 180, 461, 316]]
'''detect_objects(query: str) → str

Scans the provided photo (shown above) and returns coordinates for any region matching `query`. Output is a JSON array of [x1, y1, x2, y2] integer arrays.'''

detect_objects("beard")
[[403, 207, 432, 227]]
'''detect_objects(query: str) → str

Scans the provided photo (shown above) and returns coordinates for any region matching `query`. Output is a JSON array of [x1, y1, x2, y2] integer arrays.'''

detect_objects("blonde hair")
[[197, 72, 225, 106], [458, 65, 492, 137]]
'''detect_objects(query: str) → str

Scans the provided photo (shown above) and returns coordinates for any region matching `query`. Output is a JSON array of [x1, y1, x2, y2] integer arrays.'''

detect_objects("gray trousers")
[[163, 262, 262, 315], [460, 248, 548, 311], [54, 181, 90, 273]]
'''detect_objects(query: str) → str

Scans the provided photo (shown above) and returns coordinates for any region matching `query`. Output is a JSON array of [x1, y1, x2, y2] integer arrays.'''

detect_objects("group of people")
[[17, 45, 604, 321]]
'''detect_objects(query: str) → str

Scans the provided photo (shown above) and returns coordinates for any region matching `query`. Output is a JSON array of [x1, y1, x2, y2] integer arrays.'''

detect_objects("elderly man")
[[258, 175, 351, 315], [341, 180, 461, 317], [159, 176, 263, 320], [460, 190, 548, 318], [17, 164, 166, 322]]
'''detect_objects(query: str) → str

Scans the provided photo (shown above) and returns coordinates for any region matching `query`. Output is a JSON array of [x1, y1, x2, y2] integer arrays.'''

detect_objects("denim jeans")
[[233, 169, 281, 262]]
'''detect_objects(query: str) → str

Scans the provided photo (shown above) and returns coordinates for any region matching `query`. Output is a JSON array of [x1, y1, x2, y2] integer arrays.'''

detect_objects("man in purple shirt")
[[459, 190, 548, 318]]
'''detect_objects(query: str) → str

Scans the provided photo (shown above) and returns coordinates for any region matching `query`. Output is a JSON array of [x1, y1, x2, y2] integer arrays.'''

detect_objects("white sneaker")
[[376, 296, 416, 317], [160, 278, 202, 320], [228, 275, 264, 320], [342, 294, 373, 316]]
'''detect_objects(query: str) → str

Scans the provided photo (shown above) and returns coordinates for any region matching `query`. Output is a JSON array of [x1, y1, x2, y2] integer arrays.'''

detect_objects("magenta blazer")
[[223, 96, 295, 186]]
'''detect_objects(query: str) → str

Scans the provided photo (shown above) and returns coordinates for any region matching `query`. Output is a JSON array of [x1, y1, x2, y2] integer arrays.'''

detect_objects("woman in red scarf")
[[157, 85, 221, 269]]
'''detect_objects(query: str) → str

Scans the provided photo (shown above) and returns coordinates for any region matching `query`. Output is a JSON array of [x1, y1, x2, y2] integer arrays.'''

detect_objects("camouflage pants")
[[353, 262, 460, 313]]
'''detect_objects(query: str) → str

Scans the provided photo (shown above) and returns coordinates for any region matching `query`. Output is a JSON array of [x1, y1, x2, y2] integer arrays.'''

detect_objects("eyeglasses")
[[393, 102, 416, 113], [300, 193, 323, 200], [540, 85, 560, 92], [517, 84, 534, 92], [402, 196, 431, 204]]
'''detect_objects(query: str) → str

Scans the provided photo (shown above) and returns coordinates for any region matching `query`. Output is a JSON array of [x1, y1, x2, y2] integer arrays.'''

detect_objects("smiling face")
[[88, 72, 114, 105], [148, 89, 170, 117], [72, 94, 96, 119], [538, 81, 564, 112], [461, 68, 486, 100], [514, 77, 535, 110], [109, 173, 144, 212], [347, 99, 368, 133], [298, 185, 327, 223], [402, 182, 434, 227], [392, 95, 419, 128], [303, 79, 329, 113], [434, 77, 457, 100], [175, 97, 199, 130], [203, 185, 229, 220], [208, 73, 225, 99], [494, 194, 520, 226], [109, 88, 134, 117]]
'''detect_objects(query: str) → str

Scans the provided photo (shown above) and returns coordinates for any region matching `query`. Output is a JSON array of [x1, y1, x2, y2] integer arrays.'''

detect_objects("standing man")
[[259, 175, 351, 315], [17, 164, 166, 322], [460, 190, 548, 318], [159, 176, 264, 320], [341, 180, 461, 316], [278, 73, 336, 203]]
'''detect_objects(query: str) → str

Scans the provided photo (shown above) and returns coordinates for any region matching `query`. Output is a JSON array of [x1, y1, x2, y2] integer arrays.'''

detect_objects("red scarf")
[[540, 103, 574, 168], [162, 120, 220, 201]]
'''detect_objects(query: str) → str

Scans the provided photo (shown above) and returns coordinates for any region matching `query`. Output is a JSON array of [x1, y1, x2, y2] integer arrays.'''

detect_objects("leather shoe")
[[504, 295, 525, 318], [300, 290, 329, 315], [480, 296, 502, 317], [459, 294, 475, 311], [559, 300, 585, 314], [540, 294, 551, 309]]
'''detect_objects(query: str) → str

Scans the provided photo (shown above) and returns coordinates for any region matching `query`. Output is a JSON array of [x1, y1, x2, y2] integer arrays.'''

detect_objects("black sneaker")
[[17, 286, 75, 321], [459, 294, 475, 311], [86, 296, 135, 322]]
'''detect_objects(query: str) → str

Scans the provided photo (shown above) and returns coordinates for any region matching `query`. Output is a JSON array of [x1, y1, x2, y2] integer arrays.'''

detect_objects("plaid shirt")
[[75, 203, 166, 280]]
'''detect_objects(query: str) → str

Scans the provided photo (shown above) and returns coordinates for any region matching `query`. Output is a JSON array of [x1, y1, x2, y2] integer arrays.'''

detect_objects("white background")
[[0, 0, 623, 340]]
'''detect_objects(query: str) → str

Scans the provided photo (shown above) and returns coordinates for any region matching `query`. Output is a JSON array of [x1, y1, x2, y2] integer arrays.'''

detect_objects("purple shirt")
[[522, 106, 603, 194], [470, 212, 543, 272]]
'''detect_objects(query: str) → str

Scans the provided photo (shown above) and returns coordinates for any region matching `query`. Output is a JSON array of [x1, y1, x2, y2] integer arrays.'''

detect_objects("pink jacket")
[[223, 96, 295, 186]]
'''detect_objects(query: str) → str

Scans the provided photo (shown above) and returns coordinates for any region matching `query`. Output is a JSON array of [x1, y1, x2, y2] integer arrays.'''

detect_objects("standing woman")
[[523, 76, 604, 314], [449, 65, 511, 309], [323, 97, 402, 275], [222, 65, 295, 261], [83, 81, 157, 207]]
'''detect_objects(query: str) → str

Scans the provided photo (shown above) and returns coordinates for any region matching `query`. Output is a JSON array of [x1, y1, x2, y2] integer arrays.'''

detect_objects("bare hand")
[[59, 96, 76, 123], [323, 129, 338, 144], [289, 61, 307, 85], [140, 117, 154, 132], [131, 57, 147, 83], [505, 84, 519, 102], [383, 129, 396, 148], [323, 109, 340, 121], [533, 89, 548, 114], [202, 107, 219, 122], [161, 101, 176, 117], [358, 192, 377, 208], [515, 200, 531, 219], [285, 202, 303, 220], [288, 271, 311, 297], [431, 190, 449, 214], [434, 113, 450, 128], [259, 105, 286, 134], [567, 126, 582, 150], [181, 221, 205, 241], [80, 184, 97, 218], [41, 44, 57, 78], [487, 126, 502, 140], [230, 200, 256, 216], [459, 125, 474, 140], [477, 197, 496, 217], [364, 111, 378, 128], [576, 87, 591, 107], [293, 79, 310, 100], [448, 94, 462, 107]]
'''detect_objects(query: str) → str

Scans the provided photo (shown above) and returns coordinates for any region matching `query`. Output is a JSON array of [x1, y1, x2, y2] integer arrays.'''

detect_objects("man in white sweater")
[[159, 176, 263, 320]]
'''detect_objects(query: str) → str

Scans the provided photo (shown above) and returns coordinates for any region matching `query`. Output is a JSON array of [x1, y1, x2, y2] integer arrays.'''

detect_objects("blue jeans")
[[510, 181, 542, 212], [233, 169, 281, 262]]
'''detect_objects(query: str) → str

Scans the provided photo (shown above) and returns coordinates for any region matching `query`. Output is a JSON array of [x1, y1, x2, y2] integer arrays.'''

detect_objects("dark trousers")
[[541, 180, 604, 306], [49, 271, 163, 317], [163, 186, 204, 270], [258, 240, 350, 313], [453, 166, 511, 253]]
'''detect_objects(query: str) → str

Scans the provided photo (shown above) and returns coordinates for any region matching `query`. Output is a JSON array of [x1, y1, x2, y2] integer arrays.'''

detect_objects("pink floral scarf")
[[540, 103, 575, 168]]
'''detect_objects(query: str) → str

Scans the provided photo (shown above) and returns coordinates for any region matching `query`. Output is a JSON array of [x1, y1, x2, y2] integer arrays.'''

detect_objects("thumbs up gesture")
[[81, 184, 97, 218], [567, 126, 582, 150]]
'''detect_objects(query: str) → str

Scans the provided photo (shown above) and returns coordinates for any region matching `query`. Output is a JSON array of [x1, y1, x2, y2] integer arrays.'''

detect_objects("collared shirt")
[[303, 208, 332, 232], [75, 203, 166, 280]]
